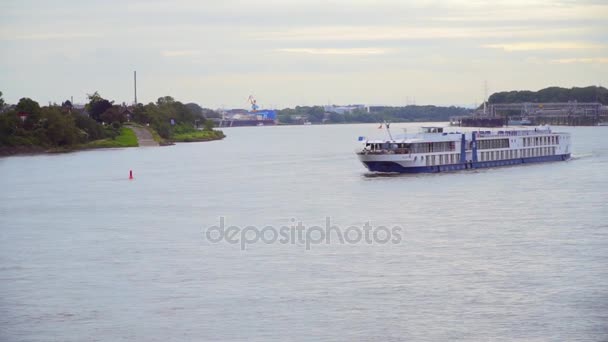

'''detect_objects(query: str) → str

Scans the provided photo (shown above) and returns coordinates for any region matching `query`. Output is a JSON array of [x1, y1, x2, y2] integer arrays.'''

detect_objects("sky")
[[1, 0, 607, 109]]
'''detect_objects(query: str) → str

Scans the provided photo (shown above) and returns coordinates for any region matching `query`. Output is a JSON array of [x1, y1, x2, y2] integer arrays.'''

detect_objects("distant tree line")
[[277, 105, 472, 124], [489, 86, 608, 105], [277, 106, 325, 124]]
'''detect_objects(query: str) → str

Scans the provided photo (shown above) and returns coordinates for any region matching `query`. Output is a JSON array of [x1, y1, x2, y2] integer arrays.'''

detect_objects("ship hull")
[[363, 154, 570, 173]]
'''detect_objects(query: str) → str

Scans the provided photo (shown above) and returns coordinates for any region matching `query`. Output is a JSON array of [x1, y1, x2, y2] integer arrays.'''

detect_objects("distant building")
[[219, 108, 276, 121], [324, 104, 368, 114]]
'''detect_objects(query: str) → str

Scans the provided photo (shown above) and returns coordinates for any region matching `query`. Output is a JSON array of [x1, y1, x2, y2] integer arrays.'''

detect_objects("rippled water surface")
[[1, 123, 607, 341]]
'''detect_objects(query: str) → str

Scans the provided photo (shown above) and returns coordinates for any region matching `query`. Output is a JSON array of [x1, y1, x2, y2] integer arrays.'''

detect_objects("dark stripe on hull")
[[363, 154, 570, 173]]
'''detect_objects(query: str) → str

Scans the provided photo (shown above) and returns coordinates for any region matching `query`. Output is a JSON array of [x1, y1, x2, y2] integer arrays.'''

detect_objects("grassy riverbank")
[[0, 127, 139, 156], [172, 129, 225, 142], [83, 127, 138, 148]]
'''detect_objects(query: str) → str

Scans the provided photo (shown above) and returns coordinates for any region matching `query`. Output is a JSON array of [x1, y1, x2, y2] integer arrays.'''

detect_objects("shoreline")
[[0, 132, 226, 158]]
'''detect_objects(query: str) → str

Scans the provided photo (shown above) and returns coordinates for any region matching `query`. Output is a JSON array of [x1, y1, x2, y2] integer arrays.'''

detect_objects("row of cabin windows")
[[479, 147, 557, 161], [420, 153, 461, 166], [478, 138, 509, 150], [410, 142, 455, 153], [366, 142, 455, 153], [413, 146, 558, 166], [523, 135, 559, 147]]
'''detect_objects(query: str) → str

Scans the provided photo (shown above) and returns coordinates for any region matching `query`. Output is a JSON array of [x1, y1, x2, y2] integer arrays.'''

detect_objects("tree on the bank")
[[100, 106, 127, 124], [61, 100, 73, 112], [0, 91, 5, 110], [16, 97, 42, 129], [86, 91, 113, 122], [42, 107, 80, 146]]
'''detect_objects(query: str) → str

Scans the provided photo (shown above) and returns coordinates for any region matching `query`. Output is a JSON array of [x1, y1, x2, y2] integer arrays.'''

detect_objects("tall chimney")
[[134, 71, 138, 105]]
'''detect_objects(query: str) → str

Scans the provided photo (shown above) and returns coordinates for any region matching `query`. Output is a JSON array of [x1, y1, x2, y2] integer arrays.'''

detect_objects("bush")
[[73, 114, 105, 140]]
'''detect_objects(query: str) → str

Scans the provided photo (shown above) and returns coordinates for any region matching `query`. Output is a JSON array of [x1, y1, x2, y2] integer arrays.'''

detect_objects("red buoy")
[[129, 170, 133, 180]]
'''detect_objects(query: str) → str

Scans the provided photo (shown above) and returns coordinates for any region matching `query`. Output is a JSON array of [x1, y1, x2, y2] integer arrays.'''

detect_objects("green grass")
[[84, 127, 139, 148], [172, 129, 225, 142]]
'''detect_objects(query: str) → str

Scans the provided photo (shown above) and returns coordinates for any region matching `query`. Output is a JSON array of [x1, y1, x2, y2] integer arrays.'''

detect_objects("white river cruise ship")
[[356, 125, 571, 173]]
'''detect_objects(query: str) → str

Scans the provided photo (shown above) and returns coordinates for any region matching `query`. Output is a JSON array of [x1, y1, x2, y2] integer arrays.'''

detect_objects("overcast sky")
[[1, 0, 607, 108]]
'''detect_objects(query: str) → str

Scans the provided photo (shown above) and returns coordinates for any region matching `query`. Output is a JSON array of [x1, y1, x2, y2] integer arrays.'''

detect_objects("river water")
[[1, 123, 607, 341]]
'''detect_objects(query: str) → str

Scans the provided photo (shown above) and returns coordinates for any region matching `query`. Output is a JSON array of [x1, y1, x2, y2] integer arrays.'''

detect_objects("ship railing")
[[358, 149, 411, 155], [477, 129, 551, 138]]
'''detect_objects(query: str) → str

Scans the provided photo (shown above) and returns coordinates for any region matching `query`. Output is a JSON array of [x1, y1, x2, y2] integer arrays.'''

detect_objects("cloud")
[[277, 48, 387, 55], [431, 3, 608, 22], [483, 42, 605, 51], [550, 57, 608, 64], [256, 26, 587, 42], [161, 50, 201, 57], [0, 32, 102, 41]]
